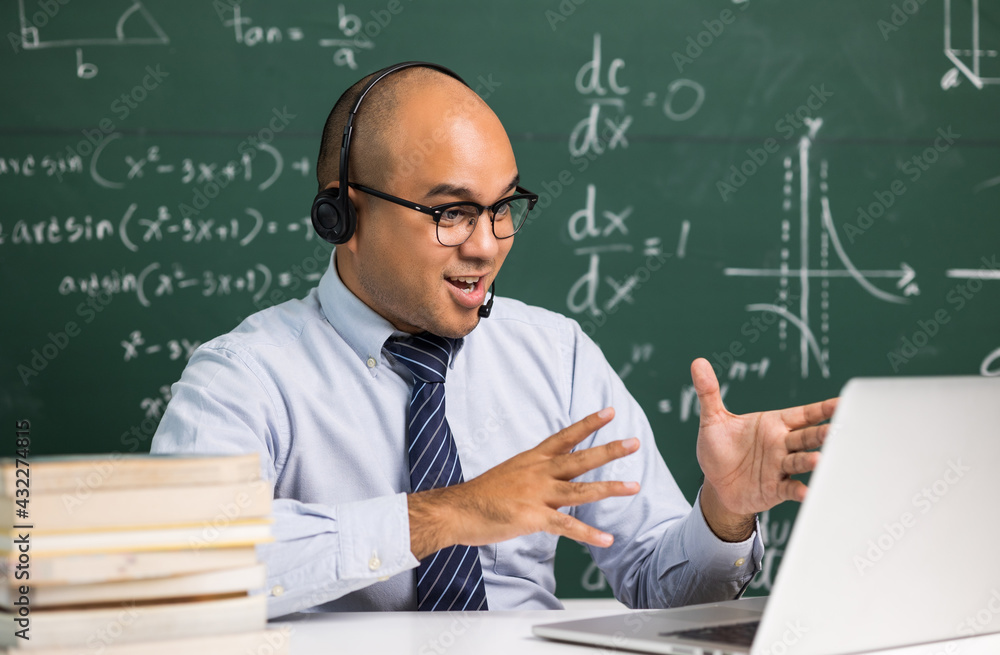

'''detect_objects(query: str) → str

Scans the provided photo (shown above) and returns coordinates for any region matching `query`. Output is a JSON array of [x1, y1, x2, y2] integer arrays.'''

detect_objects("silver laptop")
[[534, 375, 1000, 654]]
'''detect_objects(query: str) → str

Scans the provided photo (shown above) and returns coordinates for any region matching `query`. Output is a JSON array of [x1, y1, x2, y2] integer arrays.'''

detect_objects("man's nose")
[[458, 210, 500, 259]]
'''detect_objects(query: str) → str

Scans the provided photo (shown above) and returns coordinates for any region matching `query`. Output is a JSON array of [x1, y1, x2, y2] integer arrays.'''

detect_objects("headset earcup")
[[311, 188, 356, 244]]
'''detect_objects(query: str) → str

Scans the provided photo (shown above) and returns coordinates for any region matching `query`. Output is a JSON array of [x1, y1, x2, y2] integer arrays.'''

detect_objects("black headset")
[[310, 61, 469, 246]]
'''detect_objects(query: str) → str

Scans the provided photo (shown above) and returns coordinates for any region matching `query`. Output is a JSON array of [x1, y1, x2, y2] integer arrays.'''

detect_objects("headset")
[[311, 61, 496, 318]]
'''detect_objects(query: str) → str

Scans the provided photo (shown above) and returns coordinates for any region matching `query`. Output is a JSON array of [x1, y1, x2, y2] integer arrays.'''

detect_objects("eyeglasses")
[[349, 182, 539, 247]]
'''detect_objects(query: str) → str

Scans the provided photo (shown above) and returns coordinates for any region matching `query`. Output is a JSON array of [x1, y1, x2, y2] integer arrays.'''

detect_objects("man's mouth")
[[447, 276, 481, 295]]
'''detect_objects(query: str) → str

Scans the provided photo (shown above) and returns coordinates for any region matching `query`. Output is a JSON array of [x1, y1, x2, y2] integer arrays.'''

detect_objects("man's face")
[[341, 85, 519, 339]]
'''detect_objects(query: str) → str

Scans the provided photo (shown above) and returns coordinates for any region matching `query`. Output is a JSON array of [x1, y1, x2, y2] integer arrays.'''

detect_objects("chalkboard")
[[2, 0, 998, 601]]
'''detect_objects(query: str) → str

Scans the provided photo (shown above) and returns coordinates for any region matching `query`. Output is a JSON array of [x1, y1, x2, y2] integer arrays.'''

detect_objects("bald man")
[[151, 64, 836, 617]]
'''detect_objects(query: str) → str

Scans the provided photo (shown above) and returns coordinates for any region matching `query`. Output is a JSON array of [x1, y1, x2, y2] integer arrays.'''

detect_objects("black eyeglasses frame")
[[348, 182, 539, 246]]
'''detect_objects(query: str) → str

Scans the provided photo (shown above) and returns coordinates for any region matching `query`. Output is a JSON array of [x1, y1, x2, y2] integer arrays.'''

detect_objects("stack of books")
[[0, 453, 286, 654]]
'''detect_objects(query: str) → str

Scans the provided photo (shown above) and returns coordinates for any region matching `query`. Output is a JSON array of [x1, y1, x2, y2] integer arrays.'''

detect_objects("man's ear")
[[337, 184, 367, 254], [313, 181, 367, 248]]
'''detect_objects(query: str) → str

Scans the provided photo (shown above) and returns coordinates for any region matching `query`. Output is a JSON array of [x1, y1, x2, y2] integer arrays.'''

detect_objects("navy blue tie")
[[385, 333, 489, 612]]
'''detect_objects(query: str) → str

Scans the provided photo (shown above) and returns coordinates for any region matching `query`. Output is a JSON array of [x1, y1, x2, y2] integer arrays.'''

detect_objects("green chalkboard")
[[2, 0, 999, 600]]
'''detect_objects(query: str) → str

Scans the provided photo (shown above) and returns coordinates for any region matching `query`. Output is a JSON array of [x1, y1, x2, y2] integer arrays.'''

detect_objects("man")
[[151, 64, 835, 617]]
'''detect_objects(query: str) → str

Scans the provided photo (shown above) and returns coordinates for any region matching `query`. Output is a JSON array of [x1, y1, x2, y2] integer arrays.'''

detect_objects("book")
[[0, 481, 272, 531], [0, 519, 273, 556], [0, 564, 266, 608], [0, 593, 267, 649], [0, 547, 258, 585], [0, 628, 289, 654], [0, 454, 261, 496]]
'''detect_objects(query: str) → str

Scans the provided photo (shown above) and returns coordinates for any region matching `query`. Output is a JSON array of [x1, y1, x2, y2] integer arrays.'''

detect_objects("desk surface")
[[278, 607, 1000, 655]]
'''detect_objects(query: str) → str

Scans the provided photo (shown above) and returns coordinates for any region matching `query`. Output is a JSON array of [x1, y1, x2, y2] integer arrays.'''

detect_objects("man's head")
[[316, 65, 520, 339]]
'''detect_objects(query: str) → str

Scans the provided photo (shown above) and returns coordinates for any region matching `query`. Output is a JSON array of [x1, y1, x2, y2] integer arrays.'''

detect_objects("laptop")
[[534, 375, 1000, 654]]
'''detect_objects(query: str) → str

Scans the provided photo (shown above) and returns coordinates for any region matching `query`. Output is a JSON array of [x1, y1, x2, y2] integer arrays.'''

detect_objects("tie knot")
[[385, 333, 455, 384]]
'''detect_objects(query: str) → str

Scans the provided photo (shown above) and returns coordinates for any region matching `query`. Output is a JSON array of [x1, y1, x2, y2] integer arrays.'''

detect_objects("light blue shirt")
[[151, 251, 763, 618]]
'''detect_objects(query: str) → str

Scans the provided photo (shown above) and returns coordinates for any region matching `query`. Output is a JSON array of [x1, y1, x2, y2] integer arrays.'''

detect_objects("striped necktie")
[[385, 333, 489, 612]]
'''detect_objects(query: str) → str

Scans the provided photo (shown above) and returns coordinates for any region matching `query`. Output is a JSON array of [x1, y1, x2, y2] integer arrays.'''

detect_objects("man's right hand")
[[406, 407, 640, 560]]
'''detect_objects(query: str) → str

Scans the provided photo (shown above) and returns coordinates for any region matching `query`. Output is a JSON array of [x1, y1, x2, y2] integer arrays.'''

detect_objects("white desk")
[[278, 606, 1000, 655]]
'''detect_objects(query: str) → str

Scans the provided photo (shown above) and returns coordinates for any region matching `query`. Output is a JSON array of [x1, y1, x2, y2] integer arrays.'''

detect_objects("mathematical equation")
[[563, 184, 690, 319], [90, 137, 307, 191], [16, 1, 389, 79], [617, 344, 770, 422], [0, 139, 308, 192], [56, 261, 325, 307], [220, 3, 394, 70], [0, 153, 83, 180], [120, 330, 200, 363], [0, 205, 320, 249], [569, 32, 707, 158]]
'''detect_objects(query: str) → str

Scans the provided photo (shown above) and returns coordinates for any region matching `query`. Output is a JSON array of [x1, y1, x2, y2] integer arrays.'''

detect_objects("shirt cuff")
[[682, 488, 764, 585], [336, 492, 420, 580]]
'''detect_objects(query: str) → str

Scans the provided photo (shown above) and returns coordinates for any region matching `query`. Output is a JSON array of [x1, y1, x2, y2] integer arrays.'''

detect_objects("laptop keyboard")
[[660, 620, 760, 647]]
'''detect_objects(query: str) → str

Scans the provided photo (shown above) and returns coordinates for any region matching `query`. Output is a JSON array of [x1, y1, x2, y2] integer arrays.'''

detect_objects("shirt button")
[[734, 558, 746, 567], [378, 575, 390, 582], [366, 357, 377, 369], [369, 554, 382, 571], [270, 585, 285, 596]]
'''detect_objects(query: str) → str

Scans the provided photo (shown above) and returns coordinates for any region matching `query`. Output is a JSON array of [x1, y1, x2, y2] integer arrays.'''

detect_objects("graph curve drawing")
[[724, 119, 919, 379]]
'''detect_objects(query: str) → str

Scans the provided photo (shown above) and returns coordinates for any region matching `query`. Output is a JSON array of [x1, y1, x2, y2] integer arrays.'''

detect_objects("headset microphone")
[[478, 282, 495, 318]]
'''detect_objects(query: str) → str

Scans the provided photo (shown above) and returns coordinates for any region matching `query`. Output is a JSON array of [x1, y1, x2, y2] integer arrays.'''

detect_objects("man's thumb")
[[691, 358, 725, 418]]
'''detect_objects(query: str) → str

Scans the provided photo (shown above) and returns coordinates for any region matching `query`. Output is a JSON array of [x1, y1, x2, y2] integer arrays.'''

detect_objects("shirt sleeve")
[[563, 321, 764, 609], [150, 343, 419, 618]]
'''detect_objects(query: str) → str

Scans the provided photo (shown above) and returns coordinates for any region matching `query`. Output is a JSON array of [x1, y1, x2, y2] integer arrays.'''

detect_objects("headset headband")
[[338, 61, 468, 211]]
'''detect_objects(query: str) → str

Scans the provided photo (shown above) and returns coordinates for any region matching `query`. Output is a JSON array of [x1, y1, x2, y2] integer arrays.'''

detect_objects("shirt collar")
[[318, 249, 399, 368], [317, 249, 466, 369]]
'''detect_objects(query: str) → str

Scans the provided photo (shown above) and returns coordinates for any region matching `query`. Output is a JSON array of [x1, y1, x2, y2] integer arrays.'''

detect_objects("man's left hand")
[[690, 357, 838, 540]]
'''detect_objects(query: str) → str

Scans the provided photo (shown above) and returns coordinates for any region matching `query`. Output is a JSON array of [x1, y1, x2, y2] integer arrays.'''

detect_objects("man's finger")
[[785, 424, 829, 453], [551, 438, 639, 480], [776, 478, 808, 503], [545, 510, 615, 548], [690, 358, 727, 420], [781, 451, 821, 476], [779, 396, 838, 430], [534, 408, 615, 456], [551, 479, 640, 506]]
